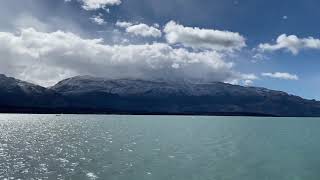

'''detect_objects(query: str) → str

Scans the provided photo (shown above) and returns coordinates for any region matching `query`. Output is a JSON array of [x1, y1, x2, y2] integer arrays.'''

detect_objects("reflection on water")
[[0, 114, 320, 180]]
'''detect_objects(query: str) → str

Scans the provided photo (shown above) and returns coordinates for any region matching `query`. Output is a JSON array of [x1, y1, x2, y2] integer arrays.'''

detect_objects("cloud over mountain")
[[262, 72, 299, 80], [0, 28, 253, 86], [164, 21, 246, 51]]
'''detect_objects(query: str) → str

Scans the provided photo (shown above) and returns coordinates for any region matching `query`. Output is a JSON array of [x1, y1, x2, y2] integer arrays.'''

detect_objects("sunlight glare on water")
[[0, 114, 320, 180]]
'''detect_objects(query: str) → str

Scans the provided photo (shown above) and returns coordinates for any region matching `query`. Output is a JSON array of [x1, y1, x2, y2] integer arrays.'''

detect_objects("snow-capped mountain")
[[0, 74, 65, 108], [1, 74, 319, 116], [50, 75, 320, 116]]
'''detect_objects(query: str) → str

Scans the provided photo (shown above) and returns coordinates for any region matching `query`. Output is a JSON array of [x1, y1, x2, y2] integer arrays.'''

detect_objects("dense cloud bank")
[[0, 28, 254, 86]]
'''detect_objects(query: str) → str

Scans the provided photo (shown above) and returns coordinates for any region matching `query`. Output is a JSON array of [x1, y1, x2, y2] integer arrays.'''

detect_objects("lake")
[[0, 114, 320, 180]]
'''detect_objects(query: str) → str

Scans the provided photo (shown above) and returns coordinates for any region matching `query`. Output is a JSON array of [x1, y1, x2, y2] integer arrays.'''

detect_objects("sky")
[[0, 0, 320, 99]]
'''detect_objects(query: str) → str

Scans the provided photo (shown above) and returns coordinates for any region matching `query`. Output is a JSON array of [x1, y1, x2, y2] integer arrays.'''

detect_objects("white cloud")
[[241, 73, 258, 80], [244, 80, 253, 86], [90, 14, 105, 25], [0, 28, 252, 86], [126, 24, 162, 38], [81, 0, 121, 10], [259, 34, 320, 55], [225, 73, 257, 85], [163, 21, 246, 51], [115, 21, 133, 28], [262, 72, 299, 80], [116, 22, 162, 38]]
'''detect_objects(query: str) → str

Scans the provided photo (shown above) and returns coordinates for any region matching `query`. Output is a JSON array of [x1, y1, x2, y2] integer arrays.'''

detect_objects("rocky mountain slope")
[[1, 74, 320, 116], [50, 75, 320, 116], [0, 74, 65, 108]]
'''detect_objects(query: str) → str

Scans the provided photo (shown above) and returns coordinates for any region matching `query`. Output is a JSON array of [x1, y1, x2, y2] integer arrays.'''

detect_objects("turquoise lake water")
[[0, 114, 320, 180]]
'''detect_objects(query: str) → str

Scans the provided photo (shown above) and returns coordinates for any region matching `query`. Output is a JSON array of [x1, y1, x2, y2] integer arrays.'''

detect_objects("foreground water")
[[0, 114, 320, 180]]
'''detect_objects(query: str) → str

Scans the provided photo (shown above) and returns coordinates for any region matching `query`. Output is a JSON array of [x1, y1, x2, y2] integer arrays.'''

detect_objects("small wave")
[[86, 172, 98, 180]]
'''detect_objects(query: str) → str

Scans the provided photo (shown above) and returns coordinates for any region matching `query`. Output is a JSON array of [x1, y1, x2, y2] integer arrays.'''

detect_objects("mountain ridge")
[[0, 74, 319, 117]]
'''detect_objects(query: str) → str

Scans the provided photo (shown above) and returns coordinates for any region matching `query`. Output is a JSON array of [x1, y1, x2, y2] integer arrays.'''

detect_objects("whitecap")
[[86, 172, 98, 180]]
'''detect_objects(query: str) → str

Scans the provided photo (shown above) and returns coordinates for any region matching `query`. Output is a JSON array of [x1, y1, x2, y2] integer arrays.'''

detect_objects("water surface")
[[0, 114, 319, 180]]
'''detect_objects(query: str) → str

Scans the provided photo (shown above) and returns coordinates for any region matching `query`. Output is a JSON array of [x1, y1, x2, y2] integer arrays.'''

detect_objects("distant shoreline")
[[0, 107, 281, 117]]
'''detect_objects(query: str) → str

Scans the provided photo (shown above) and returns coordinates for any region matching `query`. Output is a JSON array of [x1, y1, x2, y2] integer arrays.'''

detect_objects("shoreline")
[[0, 107, 283, 117]]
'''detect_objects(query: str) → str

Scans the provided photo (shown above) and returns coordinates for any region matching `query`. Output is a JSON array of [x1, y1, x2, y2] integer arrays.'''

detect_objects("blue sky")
[[0, 0, 320, 99]]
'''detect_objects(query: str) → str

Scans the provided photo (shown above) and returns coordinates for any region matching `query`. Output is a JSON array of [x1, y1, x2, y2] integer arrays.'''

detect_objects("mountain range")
[[1, 74, 319, 117]]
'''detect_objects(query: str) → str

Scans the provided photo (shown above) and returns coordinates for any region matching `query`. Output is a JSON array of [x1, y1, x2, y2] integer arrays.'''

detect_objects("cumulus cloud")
[[90, 14, 105, 25], [262, 72, 299, 80], [116, 21, 162, 38], [81, 0, 121, 10], [126, 24, 162, 38], [259, 34, 320, 55], [163, 21, 246, 51], [0, 28, 253, 86]]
